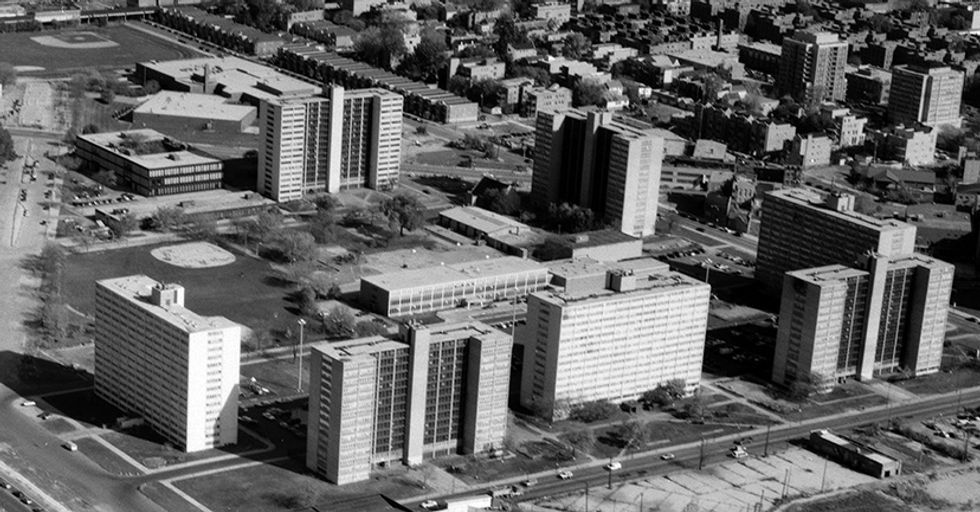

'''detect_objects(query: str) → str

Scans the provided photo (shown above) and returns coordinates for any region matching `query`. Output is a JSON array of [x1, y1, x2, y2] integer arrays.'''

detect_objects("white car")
[[557, 470, 574, 480], [420, 500, 439, 510], [21, 400, 36, 407], [604, 461, 622, 471], [660, 453, 676, 461]]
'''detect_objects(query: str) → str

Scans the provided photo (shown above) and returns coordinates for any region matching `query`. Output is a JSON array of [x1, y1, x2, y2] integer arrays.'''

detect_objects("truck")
[[730, 446, 748, 459]]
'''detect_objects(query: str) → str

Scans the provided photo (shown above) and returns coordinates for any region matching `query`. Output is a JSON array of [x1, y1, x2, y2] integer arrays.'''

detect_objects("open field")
[[0, 24, 203, 74], [103, 426, 266, 469], [240, 357, 310, 400], [175, 458, 428, 512], [61, 241, 302, 344]]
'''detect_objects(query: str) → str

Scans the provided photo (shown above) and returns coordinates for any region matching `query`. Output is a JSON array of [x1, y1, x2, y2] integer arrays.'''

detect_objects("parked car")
[[604, 461, 622, 471], [557, 470, 574, 480], [660, 453, 675, 461]]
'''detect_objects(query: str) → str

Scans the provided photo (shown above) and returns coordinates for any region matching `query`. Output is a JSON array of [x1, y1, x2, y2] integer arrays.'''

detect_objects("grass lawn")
[[103, 426, 266, 469], [240, 357, 310, 400], [0, 24, 203, 74], [175, 458, 427, 512], [139, 482, 201, 512], [782, 394, 888, 422], [894, 366, 980, 396], [706, 402, 779, 426], [62, 241, 303, 344], [435, 438, 585, 485], [75, 437, 142, 475], [41, 417, 77, 435]]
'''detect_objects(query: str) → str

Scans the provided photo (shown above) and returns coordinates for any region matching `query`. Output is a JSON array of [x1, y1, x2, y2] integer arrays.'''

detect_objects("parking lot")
[[534, 446, 877, 512]]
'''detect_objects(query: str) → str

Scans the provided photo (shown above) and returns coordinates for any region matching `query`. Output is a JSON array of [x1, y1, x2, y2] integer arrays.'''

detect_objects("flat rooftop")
[[310, 321, 503, 360], [98, 275, 238, 333], [767, 187, 915, 232], [362, 256, 547, 291], [134, 91, 256, 121], [440, 206, 529, 235], [548, 257, 670, 282], [140, 56, 315, 96], [76, 129, 221, 170], [738, 41, 782, 55], [538, 266, 706, 305], [812, 430, 897, 466], [788, 264, 868, 283]]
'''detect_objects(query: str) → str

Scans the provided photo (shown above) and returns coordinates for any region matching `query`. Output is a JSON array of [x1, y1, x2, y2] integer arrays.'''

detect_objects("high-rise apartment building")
[[756, 188, 917, 289], [772, 253, 953, 386], [257, 86, 403, 201], [532, 109, 664, 237], [519, 259, 710, 420], [887, 64, 964, 129], [306, 322, 510, 484], [94, 276, 241, 452], [776, 31, 848, 103]]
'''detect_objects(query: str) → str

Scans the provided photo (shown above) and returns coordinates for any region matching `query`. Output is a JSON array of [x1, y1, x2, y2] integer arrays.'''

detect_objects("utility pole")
[[763, 424, 771, 457], [820, 458, 828, 492], [781, 468, 790, 498], [698, 437, 706, 470]]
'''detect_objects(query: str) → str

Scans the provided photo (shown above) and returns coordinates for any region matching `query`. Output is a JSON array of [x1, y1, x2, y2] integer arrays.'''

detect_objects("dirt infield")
[[31, 31, 119, 49], [150, 242, 236, 269]]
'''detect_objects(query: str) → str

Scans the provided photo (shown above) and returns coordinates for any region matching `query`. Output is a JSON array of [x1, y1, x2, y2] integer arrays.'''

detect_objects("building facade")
[[887, 64, 964, 129], [772, 254, 953, 386], [776, 31, 847, 103], [756, 189, 917, 289], [94, 276, 240, 452], [75, 129, 224, 197], [519, 264, 710, 419], [532, 109, 664, 237], [845, 67, 892, 105], [257, 86, 403, 201], [306, 322, 510, 484], [360, 256, 550, 316]]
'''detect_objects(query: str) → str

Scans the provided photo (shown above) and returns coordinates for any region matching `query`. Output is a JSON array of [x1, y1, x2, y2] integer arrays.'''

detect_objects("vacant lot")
[[62, 242, 302, 344], [0, 25, 202, 74]]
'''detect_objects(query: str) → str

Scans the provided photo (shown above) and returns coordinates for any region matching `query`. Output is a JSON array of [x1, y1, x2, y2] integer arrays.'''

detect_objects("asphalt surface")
[[410, 389, 980, 506]]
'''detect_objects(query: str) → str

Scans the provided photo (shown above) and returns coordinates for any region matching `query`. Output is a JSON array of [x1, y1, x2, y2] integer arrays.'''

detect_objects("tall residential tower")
[[776, 31, 848, 103], [306, 322, 511, 484], [532, 109, 664, 237], [257, 86, 403, 201], [887, 64, 964, 129], [94, 276, 241, 452], [756, 188, 917, 289]]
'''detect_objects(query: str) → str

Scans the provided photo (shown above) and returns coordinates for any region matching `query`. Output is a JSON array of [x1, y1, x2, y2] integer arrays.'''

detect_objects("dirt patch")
[[150, 242, 236, 268]]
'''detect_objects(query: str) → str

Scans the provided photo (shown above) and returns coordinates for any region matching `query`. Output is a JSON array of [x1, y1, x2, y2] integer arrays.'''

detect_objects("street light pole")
[[297, 318, 307, 392]]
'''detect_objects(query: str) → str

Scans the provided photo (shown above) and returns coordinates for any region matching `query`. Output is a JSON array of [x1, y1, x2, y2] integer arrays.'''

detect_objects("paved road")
[[410, 388, 980, 506], [403, 163, 531, 186]]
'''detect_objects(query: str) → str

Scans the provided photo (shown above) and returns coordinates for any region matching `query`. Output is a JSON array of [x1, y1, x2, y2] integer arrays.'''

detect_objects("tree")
[[492, 14, 528, 58], [399, 27, 449, 82], [81, 124, 100, 134], [112, 214, 139, 238], [865, 13, 893, 33], [144, 79, 161, 95], [788, 372, 825, 401], [563, 428, 595, 455], [681, 396, 707, 421], [573, 78, 605, 107], [544, 202, 596, 233], [561, 33, 590, 60], [353, 24, 407, 69], [254, 210, 282, 240], [481, 188, 521, 216], [322, 305, 356, 338], [508, 64, 551, 86], [185, 216, 219, 241], [568, 400, 618, 423], [308, 211, 337, 244], [908, 0, 929, 11], [0, 126, 16, 163], [0, 62, 16, 86], [100, 88, 115, 104], [458, 45, 496, 60], [272, 231, 317, 262], [354, 320, 389, 337], [150, 206, 186, 232], [297, 285, 318, 316], [614, 420, 648, 450], [701, 72, 726, 101], [378, 194, 425, 236], [641, 387, 673, 408]]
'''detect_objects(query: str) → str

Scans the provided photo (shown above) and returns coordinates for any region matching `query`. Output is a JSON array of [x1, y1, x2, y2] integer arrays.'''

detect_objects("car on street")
[[21, 400, 35, 407], [420, 499, 440, 510], [604, 461, 622, 471], [62, 441, 78, 452], [557, 470, 574, 480], [660, 453, 675, 461]]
